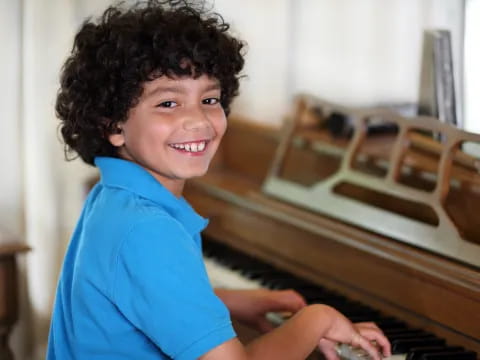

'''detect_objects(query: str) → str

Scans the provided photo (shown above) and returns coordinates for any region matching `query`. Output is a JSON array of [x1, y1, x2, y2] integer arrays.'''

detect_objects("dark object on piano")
[[184, 114, 479, 357], [325, 111, 351, 137], [0, 238, 30, 360], [325, 111, 399, 138]]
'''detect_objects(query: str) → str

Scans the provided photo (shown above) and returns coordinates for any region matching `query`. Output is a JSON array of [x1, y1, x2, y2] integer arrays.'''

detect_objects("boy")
[[47, 1, 391, 359]]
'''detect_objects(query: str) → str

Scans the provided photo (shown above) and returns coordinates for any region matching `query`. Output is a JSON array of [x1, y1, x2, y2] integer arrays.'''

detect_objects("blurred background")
[[0, 0, 478, 359]]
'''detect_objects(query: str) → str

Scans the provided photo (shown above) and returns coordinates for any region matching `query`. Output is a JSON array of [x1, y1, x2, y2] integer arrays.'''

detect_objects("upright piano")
[[184, 95, 480, 359]]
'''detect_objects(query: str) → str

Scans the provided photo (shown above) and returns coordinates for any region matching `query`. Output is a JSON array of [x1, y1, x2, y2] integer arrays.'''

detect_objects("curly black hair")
[[56, 0, 245, 165]]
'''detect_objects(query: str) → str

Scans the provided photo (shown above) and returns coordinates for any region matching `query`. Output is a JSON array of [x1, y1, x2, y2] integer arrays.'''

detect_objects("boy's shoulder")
[[89, 182, 172, 223], [83, 167, 207, 244], [79, 183, 190, 258]]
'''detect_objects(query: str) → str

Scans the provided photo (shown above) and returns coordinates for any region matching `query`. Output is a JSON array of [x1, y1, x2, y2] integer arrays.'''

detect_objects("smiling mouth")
[[168, 140, 209, 153]]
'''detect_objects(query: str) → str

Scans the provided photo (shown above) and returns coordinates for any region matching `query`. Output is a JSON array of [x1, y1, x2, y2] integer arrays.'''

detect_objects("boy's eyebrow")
[[144, 81, 221, 99], [203, 82, 222, 92], [144, 86, 183, 98]]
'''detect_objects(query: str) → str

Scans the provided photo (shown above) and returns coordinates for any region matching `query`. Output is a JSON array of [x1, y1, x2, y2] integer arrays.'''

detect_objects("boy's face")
[[109, 74, 227, 195]]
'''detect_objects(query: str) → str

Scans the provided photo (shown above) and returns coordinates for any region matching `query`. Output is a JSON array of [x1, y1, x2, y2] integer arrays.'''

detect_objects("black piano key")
[[262, 276, 313, 290], [406, 345, 464, 360], [421, 351, 477, 360], [242, 259, 274, 269], [241, 269, 277, 280], [203, 241, 256, 269], [374, 316, 408, 331], [348, 314, 382, 322], [308, 294, 349, 306], [257, 271, 295, 281], [388, 331, 434, 342], [224, 256, 258, 270], [310, 298, 382, 323], [385, 329, 430, 343], [202, 246, 225, 259], [347, 311, 395, 324], [339, 308, 379, 319], [239, 262, 275, 273], [213, 251, 247, 267], [392, 337, 445, 354], [316, 299, 365, 312], [385, 328, 423, 335], [339, 303, 378, 315], [291, 285, 330, 300]]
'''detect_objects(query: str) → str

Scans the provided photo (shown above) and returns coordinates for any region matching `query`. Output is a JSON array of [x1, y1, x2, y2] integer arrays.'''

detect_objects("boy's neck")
[[164, 180, 185, 199], [144, 168, 185, 198], [116, 153, 185, 198]]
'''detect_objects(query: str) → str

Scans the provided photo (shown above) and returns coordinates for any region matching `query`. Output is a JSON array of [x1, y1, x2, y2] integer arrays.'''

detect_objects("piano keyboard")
[[203, 239, 478, 360]]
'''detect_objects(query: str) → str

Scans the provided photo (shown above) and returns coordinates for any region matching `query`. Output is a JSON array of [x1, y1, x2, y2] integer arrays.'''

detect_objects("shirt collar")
[[94, 156, 208, 236]]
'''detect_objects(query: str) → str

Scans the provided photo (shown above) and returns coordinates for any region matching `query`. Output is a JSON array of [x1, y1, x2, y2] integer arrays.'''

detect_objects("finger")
[[269, 290, 307, 311], [354, 321, 382, 332], [257, 318, 275, 333], [357, 327, 391, 357], [351, 333, 381, 360], [276, 289, 307, 306], [318, 339, 340, 360]]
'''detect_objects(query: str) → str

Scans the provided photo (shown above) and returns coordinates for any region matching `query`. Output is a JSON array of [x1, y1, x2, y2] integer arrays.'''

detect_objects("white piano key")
[[336, 344, 406, 360], [204, 256, 262, 290]]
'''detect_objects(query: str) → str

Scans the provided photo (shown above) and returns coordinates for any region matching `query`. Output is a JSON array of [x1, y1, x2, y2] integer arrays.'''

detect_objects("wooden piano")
[[185, 95, 480, 359]]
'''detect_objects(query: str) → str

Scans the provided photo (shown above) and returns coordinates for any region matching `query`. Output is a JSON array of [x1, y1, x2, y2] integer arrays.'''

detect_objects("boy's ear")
[[108, 126, 125, 147]]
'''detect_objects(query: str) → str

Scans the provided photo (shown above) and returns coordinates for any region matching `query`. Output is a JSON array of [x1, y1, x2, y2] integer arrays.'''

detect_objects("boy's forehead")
[[142, 74, 221, 96]]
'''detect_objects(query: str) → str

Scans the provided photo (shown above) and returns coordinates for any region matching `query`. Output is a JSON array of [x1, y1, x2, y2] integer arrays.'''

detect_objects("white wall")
[[214, 0, 293, 123], [0, 0, 468, 359], [1, 0, 100, 358], [464, 0, 480, 133], [291, 0, 464, 107], [0, 0, 23, 237], [216, 0, 465, 124], [0, 1, 28, 359]]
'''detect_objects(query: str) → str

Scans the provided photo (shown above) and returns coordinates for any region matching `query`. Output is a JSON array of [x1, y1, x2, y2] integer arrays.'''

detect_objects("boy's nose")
[[182, 106, 211, 131]]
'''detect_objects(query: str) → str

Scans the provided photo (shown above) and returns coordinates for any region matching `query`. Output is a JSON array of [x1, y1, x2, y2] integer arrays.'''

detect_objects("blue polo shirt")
[[47, 157, 236, 359]]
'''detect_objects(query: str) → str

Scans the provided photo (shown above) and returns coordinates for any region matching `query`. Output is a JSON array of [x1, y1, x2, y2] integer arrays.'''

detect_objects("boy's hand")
[[215, 288, 306, 333], [318, 320, 391, 360]]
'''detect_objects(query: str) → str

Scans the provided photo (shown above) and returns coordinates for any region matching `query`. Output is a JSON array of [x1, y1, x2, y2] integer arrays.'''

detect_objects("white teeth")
[[170, 141, 207, 153]]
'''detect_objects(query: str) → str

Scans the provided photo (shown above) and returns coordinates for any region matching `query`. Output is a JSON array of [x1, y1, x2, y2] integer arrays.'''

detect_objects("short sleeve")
[[112, 216, 236, 359]]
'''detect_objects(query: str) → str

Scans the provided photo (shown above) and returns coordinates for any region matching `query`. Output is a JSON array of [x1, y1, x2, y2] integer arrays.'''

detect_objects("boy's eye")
[[156, 101, 177, 108], [203, 98, 220, 105]]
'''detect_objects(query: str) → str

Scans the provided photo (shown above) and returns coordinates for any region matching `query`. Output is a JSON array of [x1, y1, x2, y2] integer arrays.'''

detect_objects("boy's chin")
[[181, 166, 210, 179], [187, 169, 209, 179]]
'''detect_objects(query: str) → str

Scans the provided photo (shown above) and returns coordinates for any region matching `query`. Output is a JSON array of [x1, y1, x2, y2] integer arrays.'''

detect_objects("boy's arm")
[[199, 304, 390, 360], [214, 288, 306, 332]]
